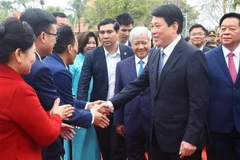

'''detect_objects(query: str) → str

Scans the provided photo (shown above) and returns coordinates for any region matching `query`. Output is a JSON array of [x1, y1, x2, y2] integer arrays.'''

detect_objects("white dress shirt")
[[222, 45, 240, 73], [135, 55, 148, 75], [104, 46, 121, 100], [161, 35, 181, 67]]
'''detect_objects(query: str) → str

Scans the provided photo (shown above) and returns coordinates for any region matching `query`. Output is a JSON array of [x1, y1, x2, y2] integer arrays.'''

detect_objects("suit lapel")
[[119, 44, 129, 60], [96, 46, 108, 81], [128, 56, 137, 80], [157, 39, 183, 91], [150, 48, 161, 97], [213, 46, 233, 84]]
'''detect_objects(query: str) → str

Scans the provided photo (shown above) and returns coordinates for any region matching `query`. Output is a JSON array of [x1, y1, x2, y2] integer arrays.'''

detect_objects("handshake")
[[87, 100, 113, 129]]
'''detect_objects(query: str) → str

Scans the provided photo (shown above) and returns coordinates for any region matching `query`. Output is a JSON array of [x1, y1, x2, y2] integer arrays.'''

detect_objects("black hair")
[[52, 12, 67, 18], [151, 4, 183, 34], [77, 31, 98, 53], [20, 8, 57, 36], [219, 12, 240, 26], [97, 18, 118, 32], [116, 12, 134, 26], [0, 17, 35, 64], [189, 24, 208, 35], [53, 25, 75, 54]]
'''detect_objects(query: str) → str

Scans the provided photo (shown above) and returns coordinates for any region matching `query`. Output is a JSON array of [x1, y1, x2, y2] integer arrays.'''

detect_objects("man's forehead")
[[99, 24, 114, 31], [56, 17, 68, 25]]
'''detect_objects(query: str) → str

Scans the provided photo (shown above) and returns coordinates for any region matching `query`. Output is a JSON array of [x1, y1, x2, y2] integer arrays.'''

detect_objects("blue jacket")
[[113, 56, 151, 136], [206, 45, 240, 133]]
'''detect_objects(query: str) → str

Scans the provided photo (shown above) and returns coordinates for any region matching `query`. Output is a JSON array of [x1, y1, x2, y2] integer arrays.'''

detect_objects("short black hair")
[[52, 12, 67, 18], [97, 18, 118, 32], [53, 25, 75, 54], [151, 4, 183, 34], [116, 12, 134, 26], [20, 8, 57, 36], [219, 12, 240, 26], [0, 17, 35, 64], [77, 31, 98, 53], [189, 24, 208, 35]]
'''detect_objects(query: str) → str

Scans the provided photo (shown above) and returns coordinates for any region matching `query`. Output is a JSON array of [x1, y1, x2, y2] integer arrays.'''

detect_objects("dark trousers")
[[210, 127, 240, 160], [150, 127, 201, 160], [125, 134, 150, 160], [95, 116, 126, 160]]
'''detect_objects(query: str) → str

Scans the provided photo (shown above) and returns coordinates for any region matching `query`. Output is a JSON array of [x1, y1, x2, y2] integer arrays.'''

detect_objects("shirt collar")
[[162, 35, 181, 57], [124, 40, 129, 46], [104, 44, 121, 57], [222, 45, 240, 58], [135, 55, 148, 65], [35, 52, 42, 62], [199, 45, 204, 51]]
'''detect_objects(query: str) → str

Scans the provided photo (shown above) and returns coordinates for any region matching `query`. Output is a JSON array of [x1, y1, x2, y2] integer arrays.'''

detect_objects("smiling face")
[[15, 44, 36, 75], [189, 27, 207, 48], [132, 33, 151, 59], [220, 17, 240, 51], [151, 16, 178, 49], [83, 36, 97, 53]]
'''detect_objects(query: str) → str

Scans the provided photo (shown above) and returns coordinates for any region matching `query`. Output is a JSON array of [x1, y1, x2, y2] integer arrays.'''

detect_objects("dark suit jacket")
[[22, 53, 91, 159], [43, 53, 92, 128], [77, 44, 134, 101], [0, 64, 61, 160], [110, 38, 209, 152], [113, 56, 151, 136], [203, 45, 211, 53], [206, 45, 240, 133]]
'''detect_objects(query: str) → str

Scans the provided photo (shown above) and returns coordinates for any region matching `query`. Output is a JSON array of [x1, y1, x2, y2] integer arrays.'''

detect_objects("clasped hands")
[[87, 100, 113, 129]]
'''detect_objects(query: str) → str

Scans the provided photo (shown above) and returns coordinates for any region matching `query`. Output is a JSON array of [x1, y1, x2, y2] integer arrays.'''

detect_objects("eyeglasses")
[[44, 31, 58, 39], [190, 32, 206, 36]]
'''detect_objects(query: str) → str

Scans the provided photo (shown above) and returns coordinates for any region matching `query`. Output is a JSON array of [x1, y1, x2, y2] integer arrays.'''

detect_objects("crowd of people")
[[0, 3, 240, 160]]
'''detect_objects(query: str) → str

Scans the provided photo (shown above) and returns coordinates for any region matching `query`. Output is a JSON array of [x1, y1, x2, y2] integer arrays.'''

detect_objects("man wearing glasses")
[[189, 24, 211, 53]]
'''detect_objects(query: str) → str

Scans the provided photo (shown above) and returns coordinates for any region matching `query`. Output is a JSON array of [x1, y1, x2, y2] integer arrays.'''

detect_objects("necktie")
[[228, 53, 237, 83], [138, 60, 144, 77], [158, 50, 165, 77]]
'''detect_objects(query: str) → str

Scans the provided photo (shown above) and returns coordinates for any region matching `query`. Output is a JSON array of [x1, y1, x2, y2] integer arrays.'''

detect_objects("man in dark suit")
[[102, 4, 209, 160], [20, 9, 108, 160], [77, 18, 134, 160], [189, 24, 211, 53], [113, 26, 152, 160], [205, 12, 240, 160], [43, 25, 109, 128]]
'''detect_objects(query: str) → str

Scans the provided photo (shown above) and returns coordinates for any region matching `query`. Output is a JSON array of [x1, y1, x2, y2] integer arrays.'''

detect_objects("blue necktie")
[[158, 50, 165, 77], [138, 60, 144, 77]]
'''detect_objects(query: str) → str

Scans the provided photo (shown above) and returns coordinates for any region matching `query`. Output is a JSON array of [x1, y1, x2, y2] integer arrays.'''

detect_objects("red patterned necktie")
[[228, 53, 237, 83]]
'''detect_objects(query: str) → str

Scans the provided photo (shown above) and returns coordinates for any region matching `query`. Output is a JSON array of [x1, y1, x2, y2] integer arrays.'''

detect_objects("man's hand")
[[179, 141, 197, 159], [91, 103, 113, 116], [91, 108, 110, 128], [59, 123, 76, 140], [116, 125, 125, 137], [87, 100, 105, 109]]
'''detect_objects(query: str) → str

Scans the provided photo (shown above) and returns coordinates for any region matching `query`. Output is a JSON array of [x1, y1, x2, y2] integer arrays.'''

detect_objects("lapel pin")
[[124, 52, 127, 55]]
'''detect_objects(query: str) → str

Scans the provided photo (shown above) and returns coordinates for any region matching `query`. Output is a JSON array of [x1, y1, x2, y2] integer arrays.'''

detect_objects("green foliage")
[[84, 0, 198, 31], [0, 10, 9, 23], [233, 0, 240, 10], [14, 0, 37, 8], [67, 0, 88, 33], [44, 6, 64, 13], [84, 0, 162, 29]]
